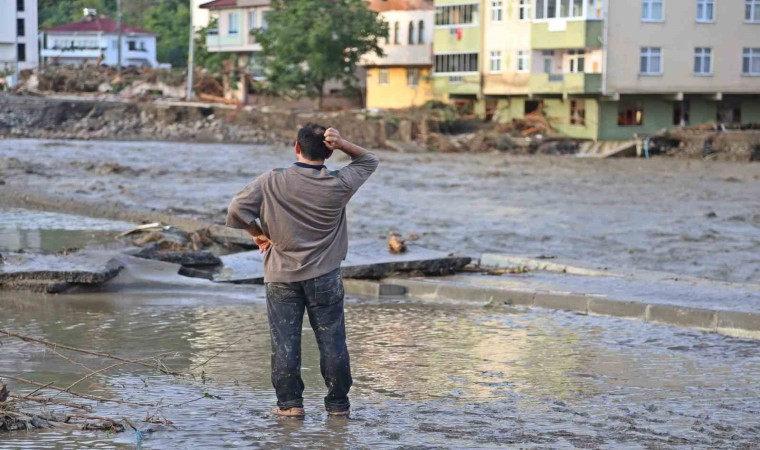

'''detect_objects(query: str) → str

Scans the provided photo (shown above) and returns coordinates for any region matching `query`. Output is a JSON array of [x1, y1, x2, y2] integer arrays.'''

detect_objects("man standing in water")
[[226, 124, 379, 417]]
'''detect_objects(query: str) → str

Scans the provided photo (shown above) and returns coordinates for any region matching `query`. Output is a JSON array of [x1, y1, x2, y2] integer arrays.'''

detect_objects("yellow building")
[[362, 0, 436, 109]]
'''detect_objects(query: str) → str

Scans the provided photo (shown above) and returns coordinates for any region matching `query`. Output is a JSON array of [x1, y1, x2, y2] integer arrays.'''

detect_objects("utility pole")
[[187, 4, 195, 100], [117, 0, 123, 74]]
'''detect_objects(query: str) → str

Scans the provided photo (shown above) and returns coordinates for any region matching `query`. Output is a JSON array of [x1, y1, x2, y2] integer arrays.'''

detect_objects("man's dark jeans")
[[265, 268, 352, 412]]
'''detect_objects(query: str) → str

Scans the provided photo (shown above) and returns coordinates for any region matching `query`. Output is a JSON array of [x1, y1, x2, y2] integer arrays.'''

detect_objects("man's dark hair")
[[296, 123, 329, 160]]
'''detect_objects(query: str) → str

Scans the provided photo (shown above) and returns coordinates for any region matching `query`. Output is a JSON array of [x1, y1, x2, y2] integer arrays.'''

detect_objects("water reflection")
[[0, 293, 758, 448]]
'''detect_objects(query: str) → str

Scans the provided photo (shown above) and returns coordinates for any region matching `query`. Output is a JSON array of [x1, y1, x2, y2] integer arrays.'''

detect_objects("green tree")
[[253, 0, 387, 109], [143, 0, 190, 68]]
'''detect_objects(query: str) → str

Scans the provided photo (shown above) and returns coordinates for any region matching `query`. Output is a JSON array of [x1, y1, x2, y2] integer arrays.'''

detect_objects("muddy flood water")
[[1, 139, 759, 282], [1, 287, 759, 449], [1, 139, 759, 448]]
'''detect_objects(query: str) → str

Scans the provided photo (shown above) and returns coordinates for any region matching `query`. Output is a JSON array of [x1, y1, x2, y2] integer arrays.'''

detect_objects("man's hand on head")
[[324, 128, 345, 151]]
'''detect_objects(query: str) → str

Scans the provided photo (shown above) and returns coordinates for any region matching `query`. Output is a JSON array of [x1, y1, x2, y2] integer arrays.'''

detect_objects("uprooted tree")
[[252, 0, 387, 109]]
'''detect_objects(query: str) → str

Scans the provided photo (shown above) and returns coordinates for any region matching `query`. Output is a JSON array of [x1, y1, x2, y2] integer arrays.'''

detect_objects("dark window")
[[17, 0, 24, 12], [434, 53, 479, 73], [393, 22, 400, 45], [570, 99, 586, 125], [128, 41, 137, 51], [408, 21, 414, 44], [418, 20, 424, 44], [673, 101, 690, 126], [17, 43, 26, 62], [17, 18, 24, 37], [717, 104, 741, 124], [618, 103, 644, 126], [525, 100, 542, 115]]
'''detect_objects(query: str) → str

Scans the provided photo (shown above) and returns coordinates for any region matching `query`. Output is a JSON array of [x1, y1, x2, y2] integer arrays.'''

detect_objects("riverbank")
[[3, 94, 759, 160]]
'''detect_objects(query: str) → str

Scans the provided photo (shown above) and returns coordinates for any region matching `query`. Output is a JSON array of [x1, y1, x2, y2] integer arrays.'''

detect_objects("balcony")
[[41, 47, 104, 58], [531, 20, 602, 50], [433, 74, 480, 96], [529, 72, 602, 95], [360, 44, 432, 67]]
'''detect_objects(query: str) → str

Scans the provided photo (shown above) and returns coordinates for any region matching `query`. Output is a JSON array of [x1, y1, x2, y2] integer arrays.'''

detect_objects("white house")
[[0, 0, 39, 80], [40, 10, 158, 68]]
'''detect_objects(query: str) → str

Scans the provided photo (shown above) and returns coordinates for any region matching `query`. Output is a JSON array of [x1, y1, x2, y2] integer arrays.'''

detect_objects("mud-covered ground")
[[1, 138, 759, 283]]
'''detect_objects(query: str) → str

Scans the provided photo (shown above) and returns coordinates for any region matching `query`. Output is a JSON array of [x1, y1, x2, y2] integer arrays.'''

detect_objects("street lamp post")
[[187, 4, 195, 100]]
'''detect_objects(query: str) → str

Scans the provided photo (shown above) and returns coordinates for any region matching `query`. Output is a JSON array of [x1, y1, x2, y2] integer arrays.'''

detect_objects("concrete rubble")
[[211, 239, 472, 284], [0, 251, 124, 293]]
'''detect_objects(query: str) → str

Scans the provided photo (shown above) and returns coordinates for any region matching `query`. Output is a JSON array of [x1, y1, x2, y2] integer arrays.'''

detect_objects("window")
[[694, 47, 712, 75], [393, 22, 400, 44], [17, 43, 26, 62], [261, 11, 269, 29], [518, 0, 531, 20], [249, 10, 257, 29], [17, 0, 24, 12], [641, 0, 664, 21], [492, 1, 503, 21], [379, 69, 389, 85], [449, 75, 463, 83], [743, 48, 760, 75], [434, 53, 479, 73], [490, 51, 502, 72], [747, 0, 760, 22], [435, 4, 479, 26], [418, 20, 424, 44], [640, 47, 662, 74], [128, 40, 137, 51], [534, 0, 584, 19], [696, 0, 714, 22], [16, 18, 24, 37], [542, 50, 554, 73], [570, 99, 586, 125], [569, 49, 585, 73], [517, 50, 530, 72], [228, 12, 239, 35], [618, 103, 644, 126], [408, 21, 415, 44], [407, 68, 420, 86]]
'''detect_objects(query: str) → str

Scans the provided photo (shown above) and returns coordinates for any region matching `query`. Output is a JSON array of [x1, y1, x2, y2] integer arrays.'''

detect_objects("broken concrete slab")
[[131, 246, 222, 267], [0, 251, 124, 293], [212, 239, 471, 284]]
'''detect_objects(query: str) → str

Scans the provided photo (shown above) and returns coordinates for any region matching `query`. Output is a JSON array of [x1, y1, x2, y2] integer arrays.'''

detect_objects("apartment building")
[[432, 0, 483, 114], [361, 0, 435, 109], [433, 0, 760, 140], [601, 0, 760, 140], [0, 0, 39, 81]]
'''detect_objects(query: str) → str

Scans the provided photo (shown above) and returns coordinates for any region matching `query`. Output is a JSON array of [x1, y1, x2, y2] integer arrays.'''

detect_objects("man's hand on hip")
[[254, 235, 272, 254]]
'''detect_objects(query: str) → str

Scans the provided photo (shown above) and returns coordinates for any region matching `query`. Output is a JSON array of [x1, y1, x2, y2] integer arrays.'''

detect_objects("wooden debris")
[[388, 233, 408, 254], [0, 384, 7, 402]]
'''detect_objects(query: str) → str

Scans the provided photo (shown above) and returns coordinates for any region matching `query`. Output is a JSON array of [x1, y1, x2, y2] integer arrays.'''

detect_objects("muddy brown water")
[[1, 139, 758, 283], [1, 287, 759, 449]]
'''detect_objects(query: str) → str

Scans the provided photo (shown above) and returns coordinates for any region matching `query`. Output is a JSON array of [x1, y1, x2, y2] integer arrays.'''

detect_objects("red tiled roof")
[[368, 0, 433, 12], [199, 0, 237, 9], [43, 17, 155, 35]]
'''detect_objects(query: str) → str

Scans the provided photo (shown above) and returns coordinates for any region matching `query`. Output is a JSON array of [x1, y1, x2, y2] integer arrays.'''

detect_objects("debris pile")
[[118, 223, 223, 268]]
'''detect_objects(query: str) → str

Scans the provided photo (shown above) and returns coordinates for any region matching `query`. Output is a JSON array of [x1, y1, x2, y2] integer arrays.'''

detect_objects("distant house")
[[360, 0, 435, 110], [41, 9, 158, 68]]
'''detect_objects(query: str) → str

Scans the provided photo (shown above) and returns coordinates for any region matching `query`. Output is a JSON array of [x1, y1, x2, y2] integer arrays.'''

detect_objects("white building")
[[40, 10, 158, 68], [0, 0, 39, 79]]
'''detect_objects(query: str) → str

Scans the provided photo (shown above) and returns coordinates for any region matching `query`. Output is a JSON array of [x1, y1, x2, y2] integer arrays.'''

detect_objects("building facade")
[[433, 0, 483, 114], [0, 0, 39, 81], [433, 0, 760, 140], [41, 11, 158, 68], [361, 0, 435, 110]]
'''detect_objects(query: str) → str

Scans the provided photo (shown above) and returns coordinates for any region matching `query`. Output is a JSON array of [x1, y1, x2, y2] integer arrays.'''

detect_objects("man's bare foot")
[[271, 407, 305, 417], [327, 409, 350, 417]]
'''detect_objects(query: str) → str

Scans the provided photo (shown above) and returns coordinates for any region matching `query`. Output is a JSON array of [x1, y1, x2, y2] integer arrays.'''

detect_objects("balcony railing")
[[529, 72, 602, 94]]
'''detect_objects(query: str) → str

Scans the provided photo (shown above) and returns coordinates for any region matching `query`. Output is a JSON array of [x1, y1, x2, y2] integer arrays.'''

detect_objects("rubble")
[[0, 251, 124, 293], [211, 239, 471, 284]]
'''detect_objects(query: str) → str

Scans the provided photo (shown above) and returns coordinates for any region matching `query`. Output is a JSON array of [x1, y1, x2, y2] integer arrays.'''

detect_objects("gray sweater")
[[226, 152, 379, 283]]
